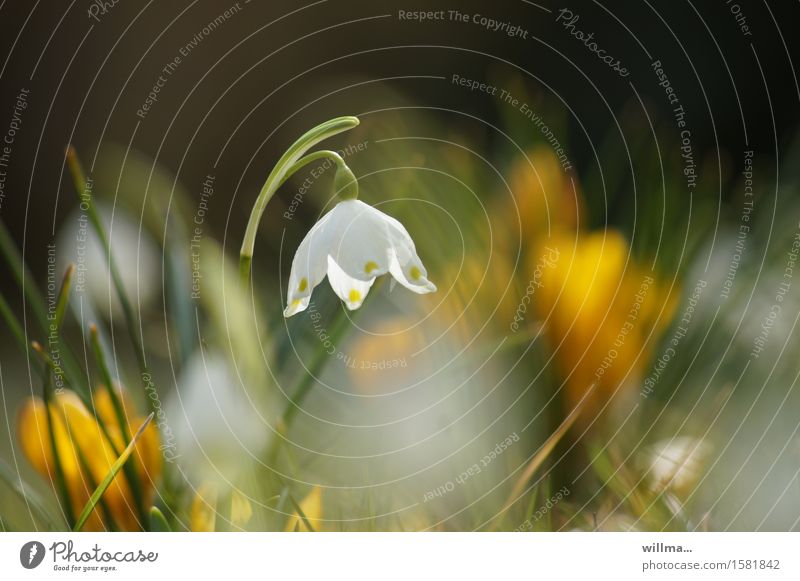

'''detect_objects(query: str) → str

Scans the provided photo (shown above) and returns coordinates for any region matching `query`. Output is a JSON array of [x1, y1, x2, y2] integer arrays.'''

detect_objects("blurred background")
[[1, 0, 799, 531]]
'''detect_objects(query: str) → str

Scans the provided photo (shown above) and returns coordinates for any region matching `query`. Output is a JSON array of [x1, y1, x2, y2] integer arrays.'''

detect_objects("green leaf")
[[41, 364, 76, 527], [149, 506, 171, 532], [72, 442, 117, 531], [88, 324, 147, 526], [286, 490, 315, 533], [54, 264, 75, 329], [0, 221, 88, 399], [73, 412, 154, 532], [489, 394, 587, 531], [67, 146, 149, 382], [0, 459, 60, 530]]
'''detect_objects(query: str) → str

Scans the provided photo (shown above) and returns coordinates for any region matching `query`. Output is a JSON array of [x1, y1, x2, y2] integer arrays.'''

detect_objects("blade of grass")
[[66, 146, 150, 387], [0, 459, 60, 530], [73, 442, 117, 531], [273, 476, 315, 532], [27, 344, 76, 528], [73, 412, 154, 532], [0, 219, 49, 332], [54, 264, 75, 329], [544, 477, 553, 531], [42, 364, 76, 527], [0, 293, 44, 379], [489, 391, 589, 531], [87, 324, 134, 445], [507, 405, 582, 504], [523, 484, 540, 523], [149, 506, 171, 531], [286, 490, 316, 532], [274, 485, 290, 517], [31, 342, 123, 463], [0, 222, 88, 398], [600, 445, 648, 518], [88, 323, 148, 527]]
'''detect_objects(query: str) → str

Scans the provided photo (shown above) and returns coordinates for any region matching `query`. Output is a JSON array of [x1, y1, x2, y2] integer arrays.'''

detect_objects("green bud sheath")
[[334, 163, 359, 200]]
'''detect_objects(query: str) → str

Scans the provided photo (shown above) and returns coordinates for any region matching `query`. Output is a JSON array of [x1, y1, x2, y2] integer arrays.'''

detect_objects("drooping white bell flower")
[[284, 199, 436, 317]]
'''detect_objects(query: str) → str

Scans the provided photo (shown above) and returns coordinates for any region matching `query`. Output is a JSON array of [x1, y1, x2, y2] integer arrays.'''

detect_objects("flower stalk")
[[239, 116, 360, 286]]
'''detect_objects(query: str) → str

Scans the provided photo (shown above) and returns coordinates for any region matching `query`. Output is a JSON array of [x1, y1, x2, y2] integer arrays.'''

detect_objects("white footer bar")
[[1, 532, 796, 580]]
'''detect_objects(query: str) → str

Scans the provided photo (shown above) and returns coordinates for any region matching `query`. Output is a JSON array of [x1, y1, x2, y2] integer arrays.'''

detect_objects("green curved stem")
[[239, 116, 360, 285], [277, 150, 346, 189]]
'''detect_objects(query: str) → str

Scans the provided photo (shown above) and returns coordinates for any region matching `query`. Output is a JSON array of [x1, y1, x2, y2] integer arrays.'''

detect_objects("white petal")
[[327, 200, 393, 281], [285, 210, 334, 317], [382, 215, 437, 294], [326, 255, 375, 310], [283, 295, 311, 317]]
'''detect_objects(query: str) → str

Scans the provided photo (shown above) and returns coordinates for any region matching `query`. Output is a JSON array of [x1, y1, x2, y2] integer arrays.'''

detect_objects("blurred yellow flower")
[[535, 230, 677, 422], [285, 486, 323, 532], [189, 482, 253, 532], [507, 145, 584, 242], [502, 145, 679, 425], [17, 388, 161, 531]]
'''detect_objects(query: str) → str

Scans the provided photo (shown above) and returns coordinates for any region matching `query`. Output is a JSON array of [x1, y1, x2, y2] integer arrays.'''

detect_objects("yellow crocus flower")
[[507, 145, 584, 240], [17, 387, 161, 531], [535, 230, 677, 422], [503, 148, 678, 425]]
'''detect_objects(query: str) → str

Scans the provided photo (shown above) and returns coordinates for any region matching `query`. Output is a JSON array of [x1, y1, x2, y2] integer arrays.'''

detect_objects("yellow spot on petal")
[[348, 289, 361, 303], [410, 266, 422, 281], [298, 278, 308, 292], [291, 299, 301, 308], [364, 261, 379, 274]]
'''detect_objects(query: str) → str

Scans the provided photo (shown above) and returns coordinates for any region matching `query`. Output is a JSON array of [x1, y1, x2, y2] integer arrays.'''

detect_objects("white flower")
[[169, 352, 265, 482], [646, 436, 710, 493], [57, 203, 160, 317], [284, 200, 436, 317]]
